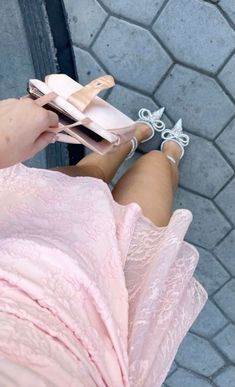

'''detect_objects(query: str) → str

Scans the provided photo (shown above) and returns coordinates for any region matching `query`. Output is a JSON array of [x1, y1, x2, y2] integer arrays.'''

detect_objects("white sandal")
[[160, 119, 189, 162], [126, 107, 165, 160]]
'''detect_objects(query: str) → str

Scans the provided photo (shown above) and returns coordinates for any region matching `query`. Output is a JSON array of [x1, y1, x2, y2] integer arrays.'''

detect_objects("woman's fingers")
[[19, 95, 59, 132], [33, 106, 59, 136], [35, 92, 58, 107], [47, 110, 59, 129]]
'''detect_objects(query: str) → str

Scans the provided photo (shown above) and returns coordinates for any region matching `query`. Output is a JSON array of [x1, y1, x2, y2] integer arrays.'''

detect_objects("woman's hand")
[[0, 97, 59, 168]]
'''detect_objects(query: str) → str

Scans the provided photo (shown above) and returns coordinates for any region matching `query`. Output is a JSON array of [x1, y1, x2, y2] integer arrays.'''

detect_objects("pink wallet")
[[28, 74, 137, 154]]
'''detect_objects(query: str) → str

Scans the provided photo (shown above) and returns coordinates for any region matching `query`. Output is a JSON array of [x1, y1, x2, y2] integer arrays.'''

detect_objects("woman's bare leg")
[[52, 124, 150, 181], [112, 142, 181, 227], [52, 125, 182, 227]]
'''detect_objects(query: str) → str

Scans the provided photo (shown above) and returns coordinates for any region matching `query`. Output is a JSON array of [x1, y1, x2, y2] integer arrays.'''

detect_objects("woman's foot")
[[126, 110, 189, 163], [126, 107, 165, 159], [137, 107, 165, 141], [134, 122, 153, 143], [135, 122, 182, 166], [161, 141, 182, 166], [160, 119, 189, 164]]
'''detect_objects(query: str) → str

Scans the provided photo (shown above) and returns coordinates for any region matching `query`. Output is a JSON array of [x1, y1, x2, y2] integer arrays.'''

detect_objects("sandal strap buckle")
[[126, 137, 138, 160]]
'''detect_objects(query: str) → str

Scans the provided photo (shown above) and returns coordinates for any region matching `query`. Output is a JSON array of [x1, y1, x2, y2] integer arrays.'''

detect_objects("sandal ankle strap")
[[125, 136, 138, 160]]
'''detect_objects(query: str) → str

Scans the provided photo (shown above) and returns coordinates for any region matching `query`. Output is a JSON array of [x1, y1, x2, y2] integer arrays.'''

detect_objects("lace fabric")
[[0, 164, 207, 386]]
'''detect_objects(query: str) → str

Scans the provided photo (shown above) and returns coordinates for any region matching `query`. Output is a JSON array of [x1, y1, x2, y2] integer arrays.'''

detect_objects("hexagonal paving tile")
[[93, 17, 172, 93], [216, 118, 235, 168], [155, 65, 234, 139], [166, 368, 212, 387], [73, 47, 106, 85], [214, 230, 235, 277], [100, 0, 165, 25], [213, 324, 235, 363], [218, 54, 235, 99], [219, 0, 235, 24], [174, 188, 231, 249], [215, 178, 235, 226], [167, 362, 177, 378], [176, 333, 225, 376], [180, 134, 233, 197], [153, 0, 235, 72], [214, 366, 235, 387], [106, 84, 172, 152], [107, 84, 159, 120], [63, 0, 107, 47], [194, 247, 230, 296], [191, 300, 228, 337], [214, 279, 235, 322]]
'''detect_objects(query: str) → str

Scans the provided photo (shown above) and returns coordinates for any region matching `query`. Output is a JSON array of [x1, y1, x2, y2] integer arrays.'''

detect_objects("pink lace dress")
[[0, 164, 207, 386]]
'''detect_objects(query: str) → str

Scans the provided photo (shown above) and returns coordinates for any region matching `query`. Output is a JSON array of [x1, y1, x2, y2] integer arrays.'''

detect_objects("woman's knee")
[[141, 150, 171, 168]]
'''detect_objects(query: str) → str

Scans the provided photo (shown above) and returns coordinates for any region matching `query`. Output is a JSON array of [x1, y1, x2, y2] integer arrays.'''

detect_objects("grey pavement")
[[63, 0, 235, 385]]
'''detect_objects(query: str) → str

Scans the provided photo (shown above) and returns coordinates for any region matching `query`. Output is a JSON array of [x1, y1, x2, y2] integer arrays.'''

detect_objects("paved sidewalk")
[[63, 0, 235, 385]]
